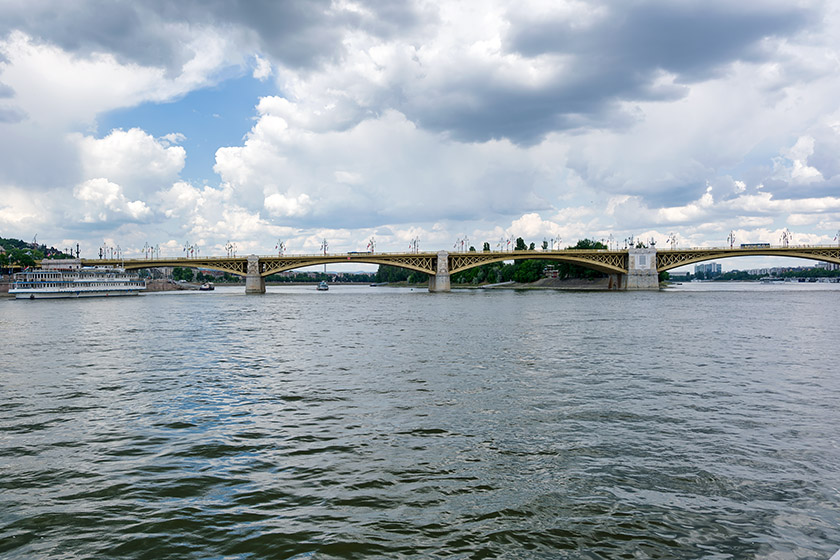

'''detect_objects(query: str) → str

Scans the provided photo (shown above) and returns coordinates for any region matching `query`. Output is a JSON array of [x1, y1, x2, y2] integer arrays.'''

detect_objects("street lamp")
[[780, 228, 792, 248], [320, 238, 328, 275], [727, 230, 735, 249]]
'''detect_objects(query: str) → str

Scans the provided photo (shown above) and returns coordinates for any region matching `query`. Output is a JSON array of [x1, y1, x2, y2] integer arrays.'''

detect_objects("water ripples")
[[2, 287, 840, 558]]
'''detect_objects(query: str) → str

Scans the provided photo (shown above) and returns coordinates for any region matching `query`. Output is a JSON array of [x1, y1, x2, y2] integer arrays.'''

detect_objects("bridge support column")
[[245, 255, 265, 294], [625, 248, 659, 290], [428, 251, 451, 293]]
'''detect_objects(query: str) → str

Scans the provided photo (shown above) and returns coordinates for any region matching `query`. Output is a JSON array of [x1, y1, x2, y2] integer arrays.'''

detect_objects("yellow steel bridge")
[[79, 245, 840, 293]]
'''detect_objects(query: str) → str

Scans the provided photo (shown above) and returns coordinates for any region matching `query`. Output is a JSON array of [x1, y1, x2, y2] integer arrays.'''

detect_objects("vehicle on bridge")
[[740, 243, 771, 248]]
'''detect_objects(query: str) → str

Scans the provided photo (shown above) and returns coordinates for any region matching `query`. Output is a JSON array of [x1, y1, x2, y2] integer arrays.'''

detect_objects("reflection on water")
[[1, 285, 839, 558]]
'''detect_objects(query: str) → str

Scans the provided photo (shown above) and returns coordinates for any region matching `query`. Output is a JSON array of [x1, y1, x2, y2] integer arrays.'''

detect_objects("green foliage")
[[515, 237, 527, 251], [172, 267, 194, 282], [375, 264, 414, 283], [482, 242, 491, 252], [0, 236, 72, 262], [513, 259, 543, 283]]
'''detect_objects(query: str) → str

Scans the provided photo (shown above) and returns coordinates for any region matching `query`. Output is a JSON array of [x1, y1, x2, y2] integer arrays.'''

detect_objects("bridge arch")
[[117, 259, 248, 276], [656, 247, 840, 272], [448, 250, 628, 276], [257, 254, 436, 277]]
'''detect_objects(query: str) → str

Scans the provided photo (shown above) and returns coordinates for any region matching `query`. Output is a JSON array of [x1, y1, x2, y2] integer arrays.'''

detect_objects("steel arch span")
[[447, 250, 628, 275], [656, 246, 840, 272]]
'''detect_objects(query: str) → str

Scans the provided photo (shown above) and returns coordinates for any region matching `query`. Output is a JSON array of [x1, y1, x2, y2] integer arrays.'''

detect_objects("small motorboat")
[[317, 280, 329, 291], [199, 282, 215, 291]]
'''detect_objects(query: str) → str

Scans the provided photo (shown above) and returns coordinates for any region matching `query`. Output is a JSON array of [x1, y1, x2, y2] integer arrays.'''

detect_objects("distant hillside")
[[0, 236, 74, 267]]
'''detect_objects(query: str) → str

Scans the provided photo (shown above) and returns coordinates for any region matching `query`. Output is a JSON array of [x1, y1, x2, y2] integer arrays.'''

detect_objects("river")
[[1, 284, 839, 559]]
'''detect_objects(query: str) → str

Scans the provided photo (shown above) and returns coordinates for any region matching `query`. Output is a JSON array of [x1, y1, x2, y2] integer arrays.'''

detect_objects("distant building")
[[694, 262, 722, 277], [815, 262, 840, 271]]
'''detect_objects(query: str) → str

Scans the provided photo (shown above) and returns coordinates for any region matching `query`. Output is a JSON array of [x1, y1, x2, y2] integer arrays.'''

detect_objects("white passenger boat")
[[10, 259, 145, 299], [317, 280, 329, 291]]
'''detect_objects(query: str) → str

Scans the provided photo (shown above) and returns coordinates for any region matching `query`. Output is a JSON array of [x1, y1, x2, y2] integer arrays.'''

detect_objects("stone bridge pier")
[[625, 248, 659, 290], [245, 255, 266, 294], [428, 250, 451, 293]]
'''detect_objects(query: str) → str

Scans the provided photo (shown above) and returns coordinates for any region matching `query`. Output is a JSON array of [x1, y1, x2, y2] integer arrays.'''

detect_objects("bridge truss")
[[86, 245, 840, 279], [657, 247, 840, 271], [448, 251, 628, 274]]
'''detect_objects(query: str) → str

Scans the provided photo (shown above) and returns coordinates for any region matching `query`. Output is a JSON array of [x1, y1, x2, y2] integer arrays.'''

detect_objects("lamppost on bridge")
[[320, 238, 329, 275], [275, 239, 286, 256], [367, 237, 375, 253], [668, 233, 678, 250], [835, 230, 840, 247], [409, 237, 419, 253], [727, 230, 736, 249], [780, 228, 792, 248]]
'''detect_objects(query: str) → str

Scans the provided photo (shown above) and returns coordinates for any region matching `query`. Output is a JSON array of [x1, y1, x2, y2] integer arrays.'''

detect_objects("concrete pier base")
[[245, 255, 265, 294], [428, 251, 451, 293], [625, 248, 659, 290]]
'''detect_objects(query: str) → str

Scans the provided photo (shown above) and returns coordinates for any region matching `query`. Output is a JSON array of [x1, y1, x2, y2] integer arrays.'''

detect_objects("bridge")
[[80, 245, 840, 293]]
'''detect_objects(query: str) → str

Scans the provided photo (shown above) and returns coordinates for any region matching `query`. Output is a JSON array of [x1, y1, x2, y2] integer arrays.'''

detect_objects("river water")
[[1, 284, 839, 559]]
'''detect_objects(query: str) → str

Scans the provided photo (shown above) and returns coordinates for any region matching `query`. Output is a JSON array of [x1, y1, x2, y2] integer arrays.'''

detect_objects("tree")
[[9, 249, 36, 268], [172, 267, 194, 282], [515, 237, 527, 251], [482, 242, 491, 252], [528, 242, 535, 250], [375, 265, 413, 283], [554, 238, 609, 279], [513, 259, 543, 283]]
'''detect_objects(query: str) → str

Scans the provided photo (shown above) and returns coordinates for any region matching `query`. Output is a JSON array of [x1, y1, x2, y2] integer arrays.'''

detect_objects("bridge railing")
[[109, 243, 840, 261]]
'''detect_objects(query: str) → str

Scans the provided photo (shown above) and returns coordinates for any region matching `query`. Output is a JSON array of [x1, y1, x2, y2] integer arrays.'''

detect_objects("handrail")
[[86, 244, 840, 261]]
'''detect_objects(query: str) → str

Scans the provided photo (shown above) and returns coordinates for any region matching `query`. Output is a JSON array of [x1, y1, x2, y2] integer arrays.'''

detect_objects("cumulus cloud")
[[72, 178, 152, 222], [264, 192, 312, 217], [74, 128, 186, 198]]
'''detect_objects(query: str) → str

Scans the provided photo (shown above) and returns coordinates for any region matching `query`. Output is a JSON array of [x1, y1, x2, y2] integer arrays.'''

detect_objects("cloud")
[[213, 107, 556, 228], [264, 192, 312, 217], [72, 178, 152, 223], [74, 128, 186, 198], [252, 54, 272, 80]]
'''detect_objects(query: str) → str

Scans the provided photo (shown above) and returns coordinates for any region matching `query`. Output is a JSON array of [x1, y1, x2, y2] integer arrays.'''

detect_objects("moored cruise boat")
[[10, 259, 145, 299]]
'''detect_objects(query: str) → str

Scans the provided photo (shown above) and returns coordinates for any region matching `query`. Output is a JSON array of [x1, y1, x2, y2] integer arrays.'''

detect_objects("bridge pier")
[[428, 251, 451, 293], [624, 248, 659, 290], [245, 255, 265, 294]]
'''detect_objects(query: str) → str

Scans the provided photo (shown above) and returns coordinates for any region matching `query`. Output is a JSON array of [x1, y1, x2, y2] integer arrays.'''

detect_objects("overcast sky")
[[1, 0, 839, 264]]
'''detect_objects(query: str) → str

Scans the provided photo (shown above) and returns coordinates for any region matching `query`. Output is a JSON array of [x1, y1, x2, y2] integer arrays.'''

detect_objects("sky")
[[1, 0, 840, 270]]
